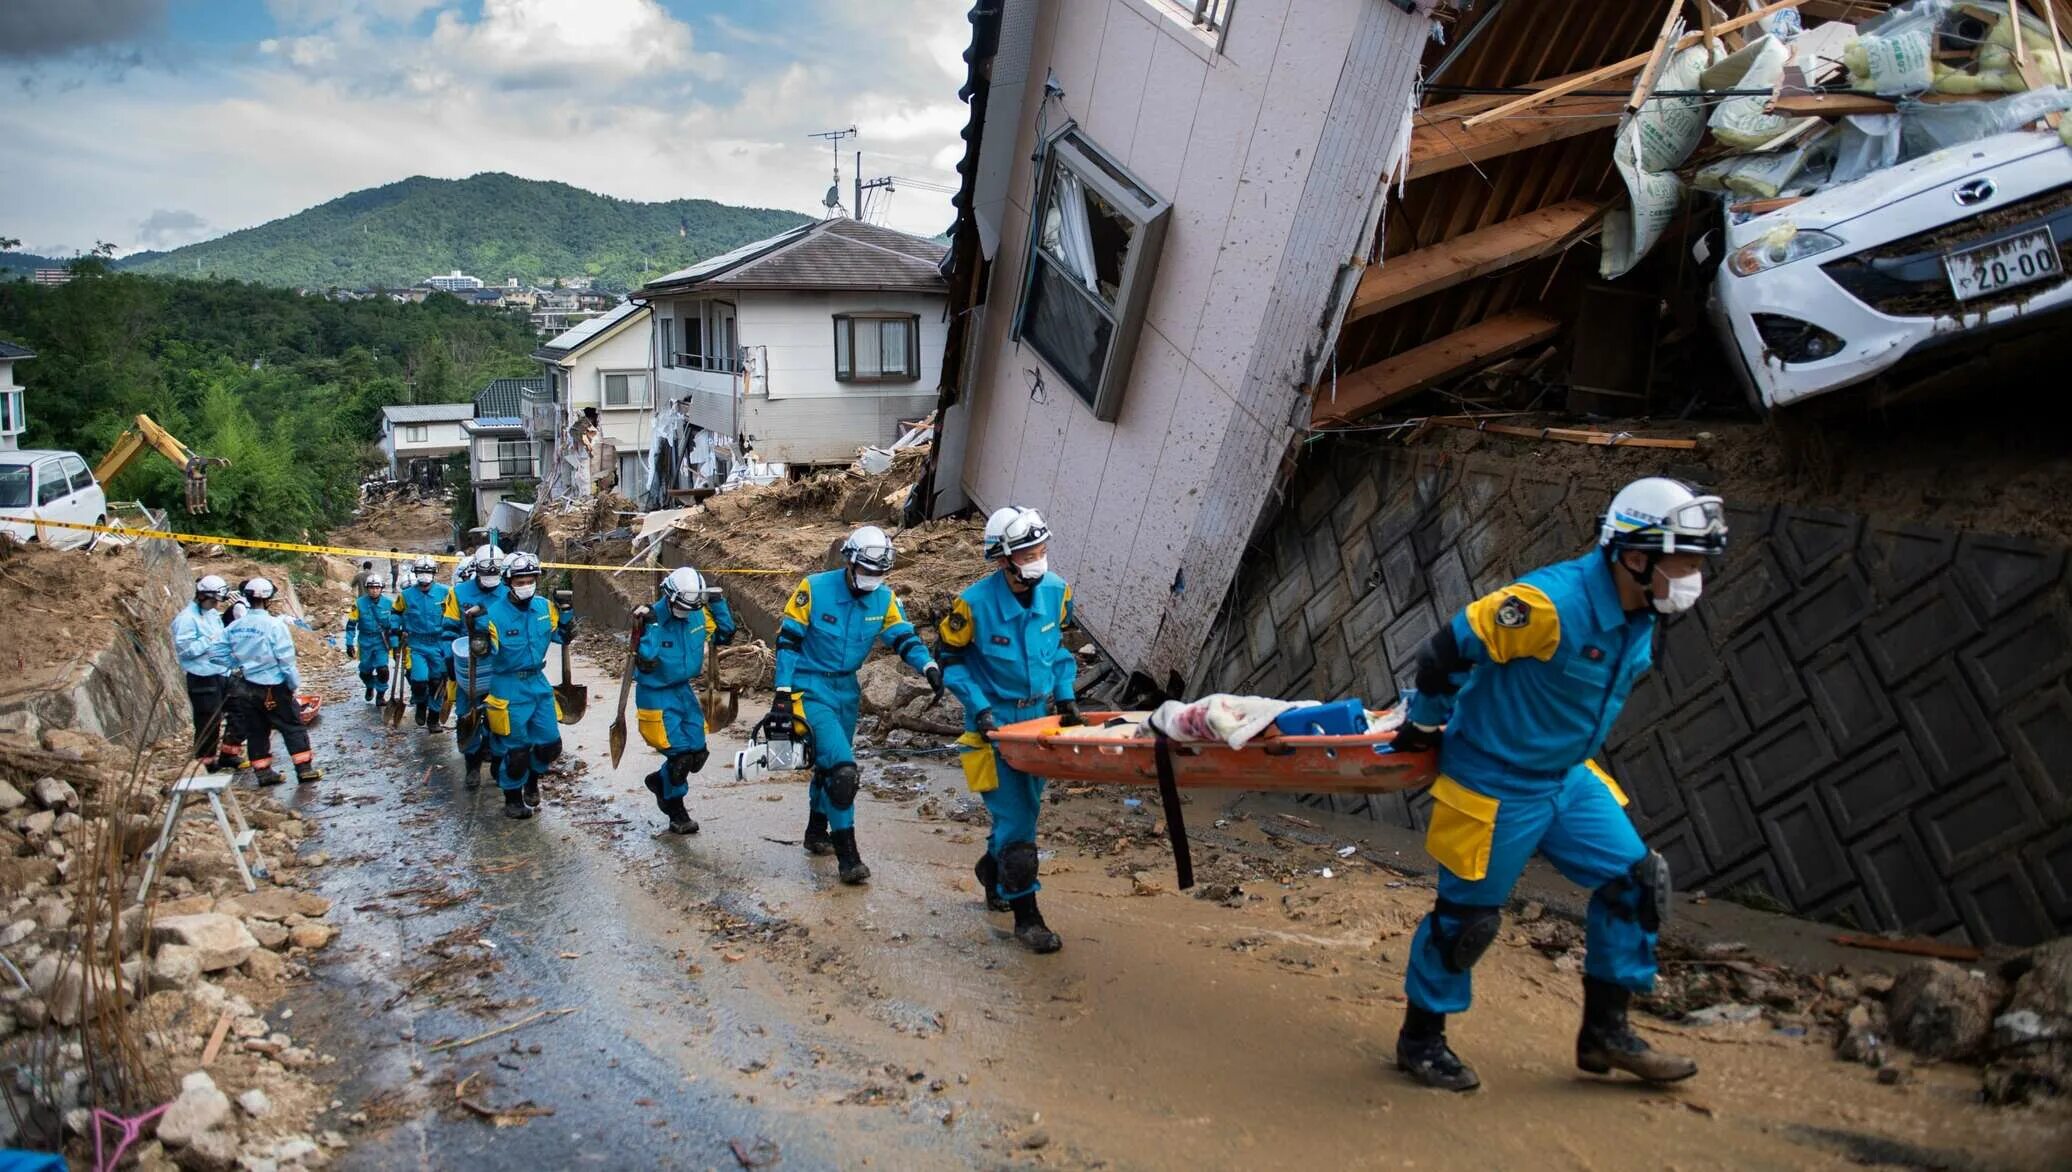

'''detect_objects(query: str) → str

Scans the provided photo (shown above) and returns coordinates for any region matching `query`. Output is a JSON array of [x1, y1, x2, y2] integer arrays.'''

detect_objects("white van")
[[0, 450, 109, 549]]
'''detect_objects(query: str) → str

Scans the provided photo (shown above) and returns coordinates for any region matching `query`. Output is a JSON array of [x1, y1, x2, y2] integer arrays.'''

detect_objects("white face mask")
[[851, 573, 886, 593], [415, 574, 433, 587], [1014, 556, 1048, 583], [512, 582, 538, 601], [1652, 570, 1703, 615], [478, 574, 501, 589], [669, 603, 696, 619]]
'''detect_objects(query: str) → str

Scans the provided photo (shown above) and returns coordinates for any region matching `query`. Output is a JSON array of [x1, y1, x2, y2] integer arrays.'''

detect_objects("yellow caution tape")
[[0, 515, 792, 575]]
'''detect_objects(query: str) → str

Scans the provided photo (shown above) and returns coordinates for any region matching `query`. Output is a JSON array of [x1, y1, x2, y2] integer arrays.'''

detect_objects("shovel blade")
[[455, 710, 477, 741], [608, 719, 627, 767], [706, 689, 739, 731], [555, 684, 589, 725]]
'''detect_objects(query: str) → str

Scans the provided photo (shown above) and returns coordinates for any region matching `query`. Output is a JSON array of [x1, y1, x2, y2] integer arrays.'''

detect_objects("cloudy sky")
[[0, 0, 972, 256]]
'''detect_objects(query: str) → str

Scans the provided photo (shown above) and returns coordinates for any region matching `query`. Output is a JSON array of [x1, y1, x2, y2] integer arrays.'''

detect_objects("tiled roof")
[[640, 218, 946, 296], [464, 416, 526, 432], [0, 340, 34, 360], [381, 403, 475, 423], [473, 377, 546, 418]]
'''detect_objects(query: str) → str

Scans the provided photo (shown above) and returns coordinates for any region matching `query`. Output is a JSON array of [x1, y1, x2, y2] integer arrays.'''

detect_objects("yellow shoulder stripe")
[[883, 593, 906, 629], [703, 609, 717, 636], [1060, 582, 1072, 625], [938, 596, 975, 648], [782, 578, 814, 624], [1463, 583, 1560, 664]]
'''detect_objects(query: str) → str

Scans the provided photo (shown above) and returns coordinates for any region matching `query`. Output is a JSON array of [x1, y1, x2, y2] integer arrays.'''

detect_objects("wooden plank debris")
[[1348, 200, 1605, 321], [1832, 932, 1984, 962], [1461, 0, 1816, 129], [1313, 310, 1560, 424], [1629, 0, 1691, 117], [1408, 100, 1626, 180], [1419, 417, 1703, 449]]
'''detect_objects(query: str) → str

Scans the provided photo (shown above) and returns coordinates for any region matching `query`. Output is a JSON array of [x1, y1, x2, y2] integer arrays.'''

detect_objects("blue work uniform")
[[446, 578, 504, 761], [635, 597, 737, 800], [225, 609, 312, 773], [938, 570, 1076, 902], [480, 591, 569, 794], [343, 594, 397, 692], [171, 600, 236, 765], [773, 570, 935, 832], [1401, 551, 1658, 1016], [393, 581, 460, 718]]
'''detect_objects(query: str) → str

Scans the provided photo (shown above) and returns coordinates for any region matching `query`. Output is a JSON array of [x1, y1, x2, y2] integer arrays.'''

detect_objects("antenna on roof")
[[808, 126, 858, 217]]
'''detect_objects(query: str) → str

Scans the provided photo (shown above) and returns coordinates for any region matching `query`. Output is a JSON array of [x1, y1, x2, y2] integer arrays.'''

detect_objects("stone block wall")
[[1199, 442, 2071, 947]]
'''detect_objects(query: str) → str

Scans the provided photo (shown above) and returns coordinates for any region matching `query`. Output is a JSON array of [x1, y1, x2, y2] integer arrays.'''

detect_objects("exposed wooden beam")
[[1348, 200, 1604, 321], [1408, 99, 1625, 180], [1313, 309, 1561, 424]]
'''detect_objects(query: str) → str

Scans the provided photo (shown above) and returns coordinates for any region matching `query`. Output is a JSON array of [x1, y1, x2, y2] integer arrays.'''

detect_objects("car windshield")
[[0, 465, 30, 509]]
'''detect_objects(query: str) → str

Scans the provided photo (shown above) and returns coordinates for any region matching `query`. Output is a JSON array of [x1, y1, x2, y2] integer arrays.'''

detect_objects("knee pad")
[[532, 739, 564, 768], [1430, 899, 1502, 973], [825, 762, 859, 810], [665, 752, 700, 787], [503, 749, 532, 779], [999, 840, 1040, 893], [1611, 850, 1670, 934], [686, 748, 709, 774]]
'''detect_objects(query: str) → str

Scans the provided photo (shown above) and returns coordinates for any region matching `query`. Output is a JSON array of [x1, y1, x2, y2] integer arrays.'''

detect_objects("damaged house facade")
[[934, 0, 2072, 947]]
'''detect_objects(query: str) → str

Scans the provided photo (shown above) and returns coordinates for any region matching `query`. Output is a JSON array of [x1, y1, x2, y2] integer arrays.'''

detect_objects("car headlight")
[[1727, 227, 1845, 276]]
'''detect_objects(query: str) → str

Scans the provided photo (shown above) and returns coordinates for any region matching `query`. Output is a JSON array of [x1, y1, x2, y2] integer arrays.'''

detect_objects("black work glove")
[[559, 614, 578, 638], [1053, 699, 1085, 727], [765, 688, 797, 737], [713, 629, 733, 647], [972, 708, 998, 736], [635, 655, 659, 674], [1391, 721, 1443, 754], [922, 662, 945, 704], [468, 633, 492, 658], [463, 604, 485, 621]]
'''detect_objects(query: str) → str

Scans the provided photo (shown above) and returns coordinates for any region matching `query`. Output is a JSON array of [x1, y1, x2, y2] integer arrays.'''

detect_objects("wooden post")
[[1629, 1, 1688, 116]]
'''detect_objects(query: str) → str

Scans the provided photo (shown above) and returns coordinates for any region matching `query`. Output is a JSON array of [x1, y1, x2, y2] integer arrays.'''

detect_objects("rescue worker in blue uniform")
[[393, 555, 460, 731], [634, 566, 736, 835], [938, 507, 1078, 954], [343, 576, 397, 704], [767, 525, 943, 884], [470, 552, 574, 820], [1391, 477, 1728, 1092], [446, 545, 506, 784], [224, 577, 322, 786], [172, 574, 237, 771]]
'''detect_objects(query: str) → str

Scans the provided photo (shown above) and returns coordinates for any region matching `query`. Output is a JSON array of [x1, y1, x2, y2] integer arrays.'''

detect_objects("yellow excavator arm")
[[93, 414, 229, 514]]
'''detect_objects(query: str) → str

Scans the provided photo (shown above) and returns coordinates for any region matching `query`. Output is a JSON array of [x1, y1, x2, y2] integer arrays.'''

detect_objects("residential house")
[[640, 217, 948, 470], [460, 287, 507, 309], [529, 300, 655, 501], [929, 0, 1429, 689], [30, 270, 71, 287], [377, 402, 473, 479], [0, 340, 33, 452], [462, 377, 547, 522]]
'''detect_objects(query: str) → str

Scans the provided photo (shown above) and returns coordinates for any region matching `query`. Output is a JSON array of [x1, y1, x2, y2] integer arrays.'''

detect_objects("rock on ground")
[[158, 1070, 233, 1147], [217, 890, 331, 921], [1887, 959, 1998, 1060], [152, 914, 260, 973], [152, 944, 204, 991], [1984, 936, 2072, 1104]]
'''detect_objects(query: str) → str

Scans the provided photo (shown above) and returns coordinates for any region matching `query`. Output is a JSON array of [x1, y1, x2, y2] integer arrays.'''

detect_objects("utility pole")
[[857, 174, 897, 225], [808, 126, 857, 217]]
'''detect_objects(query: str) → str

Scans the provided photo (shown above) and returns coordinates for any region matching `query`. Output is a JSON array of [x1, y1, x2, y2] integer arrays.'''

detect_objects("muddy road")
[[269, 646, 2067, 1171]]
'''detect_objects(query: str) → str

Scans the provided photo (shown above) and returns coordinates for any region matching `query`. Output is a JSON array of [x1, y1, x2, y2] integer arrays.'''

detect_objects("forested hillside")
[[120, 173, 810, 291], [0, 272, 538, 543]]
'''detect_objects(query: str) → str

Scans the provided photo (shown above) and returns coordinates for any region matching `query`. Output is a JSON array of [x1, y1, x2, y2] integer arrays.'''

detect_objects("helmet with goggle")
[[1599, 478, 1728, 557]]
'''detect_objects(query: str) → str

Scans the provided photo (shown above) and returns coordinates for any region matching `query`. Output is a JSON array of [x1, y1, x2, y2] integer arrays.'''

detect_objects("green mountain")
[[120, 173, 812, 292], [1, 251, 75, 279]]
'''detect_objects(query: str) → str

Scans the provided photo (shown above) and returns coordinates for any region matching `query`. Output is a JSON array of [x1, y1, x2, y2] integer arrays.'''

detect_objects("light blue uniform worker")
[[172, 590, 237, 767], [343, 591, 397, 696], [393, 574, 460, 721], [1400, 551, 1659, 1017], [446, 559, 506, 766], [635, 592, 736, 801], [772, 569, 934, 833], [938, 569, 1076, 902], [172, 598, 235, 678], [479, 588, 568, 796]]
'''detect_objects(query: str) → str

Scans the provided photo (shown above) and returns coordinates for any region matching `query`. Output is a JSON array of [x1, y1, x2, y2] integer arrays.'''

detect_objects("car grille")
[[1821, 183, 2072, 318]]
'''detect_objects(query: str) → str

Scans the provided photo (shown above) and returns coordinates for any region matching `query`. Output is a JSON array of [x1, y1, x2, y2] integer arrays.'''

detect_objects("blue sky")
[[1, 0, 971, 255]]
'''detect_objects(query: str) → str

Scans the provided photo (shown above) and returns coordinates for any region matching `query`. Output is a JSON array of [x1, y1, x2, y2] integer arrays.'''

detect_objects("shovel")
[[608, 611, 646, 767], [455, 613, 481, 742], [702, 638, 739, 732], [383, 633, 409, 728], [553, 589, 588, 725]]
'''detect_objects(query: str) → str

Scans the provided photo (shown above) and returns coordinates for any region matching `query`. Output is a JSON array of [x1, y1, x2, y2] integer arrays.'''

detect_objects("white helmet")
[[473, 544, 505, 584], [981, 507, 1021, 559], [1600, 478, 1728, 557], [996, 507, 1050, 558], [504, 551, 542, 580], [841, 525, 895, 575], [195, 574, 229, 601], [661, 566, 708, 612], [411, 555, 438, 578], [456, 560, 476, 583], [242, 577, 277, 604]]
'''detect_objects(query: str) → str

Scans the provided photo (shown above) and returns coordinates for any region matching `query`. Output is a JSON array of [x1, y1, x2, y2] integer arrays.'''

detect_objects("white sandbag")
[[1709, 36, 1794, 148], [1844, 0, 1949, 97], [1602, 44, 1714, 280]]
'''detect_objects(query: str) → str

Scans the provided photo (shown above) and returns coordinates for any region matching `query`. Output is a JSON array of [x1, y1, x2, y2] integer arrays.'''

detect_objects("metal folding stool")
[[135, 770, 268, 902]]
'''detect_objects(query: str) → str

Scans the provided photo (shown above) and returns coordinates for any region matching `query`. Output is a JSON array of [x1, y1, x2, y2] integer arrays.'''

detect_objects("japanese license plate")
[[1945, 227, 2061, 302]]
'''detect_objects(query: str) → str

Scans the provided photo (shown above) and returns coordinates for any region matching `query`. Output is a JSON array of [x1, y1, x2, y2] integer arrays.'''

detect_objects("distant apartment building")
[[423, 271, 484, 293], [31, 270, 72, 287]]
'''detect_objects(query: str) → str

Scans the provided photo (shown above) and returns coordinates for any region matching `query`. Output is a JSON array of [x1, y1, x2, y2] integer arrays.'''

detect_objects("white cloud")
[[429, 0, 720, 88]]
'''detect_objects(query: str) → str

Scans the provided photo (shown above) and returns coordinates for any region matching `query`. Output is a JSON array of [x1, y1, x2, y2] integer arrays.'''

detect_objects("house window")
[[603, 371, 649, 407], [1013, 126, 1172, 422], [834, 314, 921, 382], [405, 424, 428, 443], [494, 440, 534, 479], [0, 389, 22, 435], [674, 310, 705, 369]]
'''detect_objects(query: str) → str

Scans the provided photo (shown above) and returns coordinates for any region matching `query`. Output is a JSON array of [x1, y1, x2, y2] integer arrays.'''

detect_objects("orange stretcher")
[[988, 712, 1437, 892]]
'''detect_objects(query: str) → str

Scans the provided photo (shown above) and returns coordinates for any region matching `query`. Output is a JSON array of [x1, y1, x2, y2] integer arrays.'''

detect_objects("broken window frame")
[[832, 312, 923, 383], [1012, 124, 1172, 423]]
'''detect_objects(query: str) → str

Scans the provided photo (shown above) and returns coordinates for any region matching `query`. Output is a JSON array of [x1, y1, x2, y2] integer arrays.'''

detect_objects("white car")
[[1708, 127, 2072, 412], [0, 449, 109, 549]]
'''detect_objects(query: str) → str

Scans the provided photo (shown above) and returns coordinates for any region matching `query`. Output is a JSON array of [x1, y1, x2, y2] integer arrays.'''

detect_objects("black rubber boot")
[[251, 767, 285, 788], [974, 854, 1011, 912], [644, 770, 667, 811], [522, 777, 541, 809], [503, 789, 534, 820], [1396, 1006, 1479, 1091], [295, 765, 322, 784], [463, 756, 483, 790], [831, 828, 870, 885], [364, 684, 374, 702], [1008, 894, 1062, 953], [662, 796, 699, 836], [1577, 976, 1698, 1083], [802, 810, 834, 857], [413, 704, 427, 727], [426, 708, 444, 733]]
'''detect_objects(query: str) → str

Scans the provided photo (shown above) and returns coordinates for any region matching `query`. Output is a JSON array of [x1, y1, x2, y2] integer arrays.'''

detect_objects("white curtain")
[[1043, 170, 1101, 293]]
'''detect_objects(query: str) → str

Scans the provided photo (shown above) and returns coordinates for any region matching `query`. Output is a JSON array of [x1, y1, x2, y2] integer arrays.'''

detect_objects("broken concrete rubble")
[[1886, 959, 2000, 1060], [153, 914, 262, 973]]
